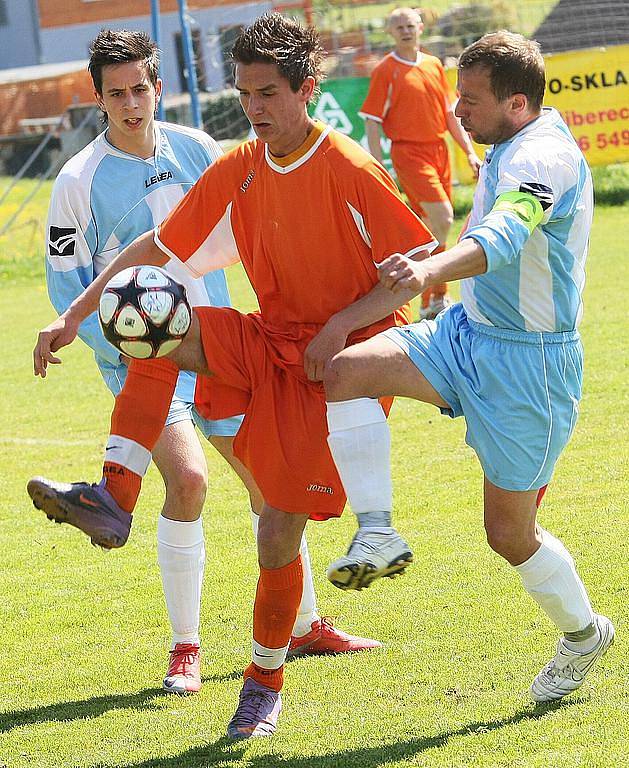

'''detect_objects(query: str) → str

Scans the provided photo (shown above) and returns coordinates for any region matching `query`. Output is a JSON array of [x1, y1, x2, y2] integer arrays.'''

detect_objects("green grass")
[[0, 190, 627, 766]]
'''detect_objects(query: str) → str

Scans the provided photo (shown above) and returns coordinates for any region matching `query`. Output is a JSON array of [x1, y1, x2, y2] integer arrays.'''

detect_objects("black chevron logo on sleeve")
[[49, 226, 77, 256]]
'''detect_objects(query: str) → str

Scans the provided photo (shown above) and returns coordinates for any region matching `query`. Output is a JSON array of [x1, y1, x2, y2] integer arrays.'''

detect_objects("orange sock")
[[102, 463, 141, 512], [245, 555, 303, 692], [103, 358, 179, 511]]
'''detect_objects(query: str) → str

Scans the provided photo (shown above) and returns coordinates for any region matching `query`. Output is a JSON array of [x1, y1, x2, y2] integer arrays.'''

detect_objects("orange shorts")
[[192, 307, 347, 520], [390, 139, 452, 215]]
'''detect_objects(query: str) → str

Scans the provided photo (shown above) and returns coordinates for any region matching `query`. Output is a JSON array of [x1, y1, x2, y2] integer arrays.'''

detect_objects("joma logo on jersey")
[[240, 170, 255, 192], [49, 226, 76, 257], [306, 483, 334, 495], [145, 170, 173, 188]]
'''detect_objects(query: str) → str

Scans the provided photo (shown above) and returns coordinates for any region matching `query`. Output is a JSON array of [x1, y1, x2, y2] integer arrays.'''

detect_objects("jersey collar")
[[498, 107, 560, 148], [101, 123, 160, 164], [265, 121, 332, 174], [391, 51, 423, 66]]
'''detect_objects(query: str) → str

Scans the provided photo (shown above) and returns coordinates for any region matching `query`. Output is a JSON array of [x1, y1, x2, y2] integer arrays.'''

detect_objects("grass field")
[[0, 182, 627, 767]]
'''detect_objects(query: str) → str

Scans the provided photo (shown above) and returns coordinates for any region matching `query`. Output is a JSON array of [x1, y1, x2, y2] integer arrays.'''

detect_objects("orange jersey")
[[156, 122, 436, 366], [154, 123, 435, 519], [360, 52, 454, 143]]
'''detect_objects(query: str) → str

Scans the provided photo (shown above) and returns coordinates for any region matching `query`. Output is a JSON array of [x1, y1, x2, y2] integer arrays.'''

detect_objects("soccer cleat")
[[26, 477, 131, 550], [287, 617, 382, 658], [163, 643, 201, 694], [327, 529, 413, 590], [227, 678, 282, 740], [420, 294, 452, 321], [530, 614, 615, 702]]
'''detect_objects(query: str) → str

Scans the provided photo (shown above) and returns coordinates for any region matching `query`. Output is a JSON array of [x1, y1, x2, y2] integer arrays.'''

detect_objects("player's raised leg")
[[227, 505, 308, 740], [27, 314, 208, 547], [482, 480, 614, 702], [324, 334, 447, 590]]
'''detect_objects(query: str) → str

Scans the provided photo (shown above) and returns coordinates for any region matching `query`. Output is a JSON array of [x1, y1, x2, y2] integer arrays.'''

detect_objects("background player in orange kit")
[[29, 14, 437, 740], [360, 6, 481, 318]]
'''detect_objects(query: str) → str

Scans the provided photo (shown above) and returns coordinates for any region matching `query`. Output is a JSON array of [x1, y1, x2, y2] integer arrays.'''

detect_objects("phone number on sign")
[[576, 130, 629, 151]]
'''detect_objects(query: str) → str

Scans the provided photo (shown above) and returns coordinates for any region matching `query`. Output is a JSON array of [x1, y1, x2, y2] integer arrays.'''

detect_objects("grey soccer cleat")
[[227, 678, 282, 740], [327, 529, 413, 590], [27, 477, 131, 549], [530, 614, 615, 702]]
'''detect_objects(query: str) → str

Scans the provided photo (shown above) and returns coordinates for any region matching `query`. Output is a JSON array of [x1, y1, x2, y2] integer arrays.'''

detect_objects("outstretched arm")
[[304, 249, 431, 382], [378, 237, 486, 294], [33, 231, 167, 377], [304, 238, 487, 381]]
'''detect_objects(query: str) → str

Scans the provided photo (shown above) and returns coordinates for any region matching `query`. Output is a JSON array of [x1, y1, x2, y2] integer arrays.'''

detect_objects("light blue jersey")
[[461, 108, 593, 332], [46, 121, 232, 405], [386, 108, 592, 490]]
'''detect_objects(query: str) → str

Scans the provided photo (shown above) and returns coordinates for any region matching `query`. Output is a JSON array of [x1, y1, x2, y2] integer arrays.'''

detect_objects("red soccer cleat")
[[287, 617, 382, 658], [163, 642, 201, 694]]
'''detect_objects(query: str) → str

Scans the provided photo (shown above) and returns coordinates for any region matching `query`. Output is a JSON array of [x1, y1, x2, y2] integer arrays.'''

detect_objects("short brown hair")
[[459, 31, 545, 110], [88, 29, 160, 95], [231, 13, 325, 102]]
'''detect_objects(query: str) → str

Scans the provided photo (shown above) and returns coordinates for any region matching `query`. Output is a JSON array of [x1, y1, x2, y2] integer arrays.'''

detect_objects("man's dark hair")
[[231, 13, 325, 102], [88, 29, 160, 95], [459, 31, 546, 111]]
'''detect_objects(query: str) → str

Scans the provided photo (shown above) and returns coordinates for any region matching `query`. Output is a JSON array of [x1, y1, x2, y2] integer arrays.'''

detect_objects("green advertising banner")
[[310, 77, 394, 172]]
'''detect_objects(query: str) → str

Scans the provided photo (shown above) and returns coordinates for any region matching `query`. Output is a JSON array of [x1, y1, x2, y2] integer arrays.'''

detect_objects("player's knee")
[[484, 518, 531, 564], [164, 463, 208, 511], [485, 525, 518, 562], [323, 352, 362, 401], [256, 519, 299, 569]]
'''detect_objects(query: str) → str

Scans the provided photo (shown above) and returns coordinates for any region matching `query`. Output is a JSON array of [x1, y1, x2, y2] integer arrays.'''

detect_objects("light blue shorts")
[[100, 363, 243, 438], [383, 303, 582, 491]]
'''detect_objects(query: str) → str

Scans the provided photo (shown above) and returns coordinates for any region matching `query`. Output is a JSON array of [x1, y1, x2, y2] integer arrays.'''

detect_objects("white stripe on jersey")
[[520, 229, 555, 332]]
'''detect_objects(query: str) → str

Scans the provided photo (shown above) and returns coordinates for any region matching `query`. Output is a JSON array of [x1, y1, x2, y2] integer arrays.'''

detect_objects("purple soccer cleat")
[[26, 477, 131, 549], [227, 678, 282, 740]]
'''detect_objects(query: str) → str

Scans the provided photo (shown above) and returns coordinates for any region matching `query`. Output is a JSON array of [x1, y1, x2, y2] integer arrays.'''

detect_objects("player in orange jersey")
[[30, 14, 436, 739], [360, 7, 481, 318]]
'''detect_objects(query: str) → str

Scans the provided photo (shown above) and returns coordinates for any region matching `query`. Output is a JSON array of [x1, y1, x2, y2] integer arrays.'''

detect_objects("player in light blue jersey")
[[40, 29, 379, 695], [306, 31, 613, 703]]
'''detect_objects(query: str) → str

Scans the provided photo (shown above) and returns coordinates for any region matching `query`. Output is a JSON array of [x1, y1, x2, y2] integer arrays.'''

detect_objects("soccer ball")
[[98, 265, 191, 359]]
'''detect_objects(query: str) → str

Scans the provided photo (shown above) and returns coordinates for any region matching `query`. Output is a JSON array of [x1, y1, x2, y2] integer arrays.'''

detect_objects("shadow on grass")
[[202, 669, 242, 683], [0, 686, 166, 734], [108, 700, 572, 768]]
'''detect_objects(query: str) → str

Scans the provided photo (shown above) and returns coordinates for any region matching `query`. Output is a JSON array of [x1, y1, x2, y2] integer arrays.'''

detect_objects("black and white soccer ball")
[[98, 265, 191, 359]]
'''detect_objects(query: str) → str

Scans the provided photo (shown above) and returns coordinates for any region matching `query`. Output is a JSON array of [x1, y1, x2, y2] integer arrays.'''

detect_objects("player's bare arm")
[[379, 238, 487, 294], [364, 119, 384, 164], [33, 230, 167, 377], [445, 107, 482, 178], [304, 250, 431, 381]]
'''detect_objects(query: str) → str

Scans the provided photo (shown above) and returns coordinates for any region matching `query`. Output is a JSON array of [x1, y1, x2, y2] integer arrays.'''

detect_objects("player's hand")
[[377, 253, 427, 294], [304, 321, 349, 382], [467, 152, 482, 179], [33, 312, 80, 378]]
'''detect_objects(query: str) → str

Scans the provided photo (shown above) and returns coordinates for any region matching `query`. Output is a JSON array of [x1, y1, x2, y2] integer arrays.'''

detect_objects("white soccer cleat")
[[530, 614, 615, 703], [327, 529, 413, 590]]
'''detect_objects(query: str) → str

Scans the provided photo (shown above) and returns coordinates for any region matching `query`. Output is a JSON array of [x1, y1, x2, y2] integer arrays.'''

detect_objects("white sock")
[[514, 527, 594, 633], [157, 515, 205, 648], [249, 509, 319, 638], [326, 398, 392, 517]]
